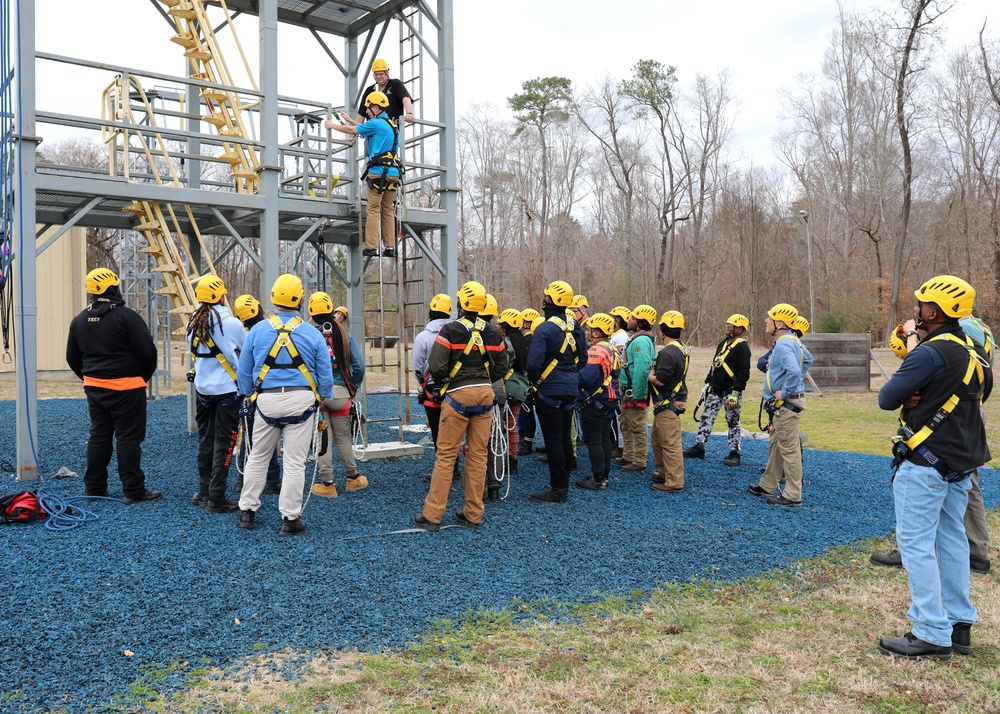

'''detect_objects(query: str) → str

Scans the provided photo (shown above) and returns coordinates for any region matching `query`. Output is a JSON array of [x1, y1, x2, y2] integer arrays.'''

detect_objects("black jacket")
[[706, 337, 751, 395], [66, 297, 158, 382]]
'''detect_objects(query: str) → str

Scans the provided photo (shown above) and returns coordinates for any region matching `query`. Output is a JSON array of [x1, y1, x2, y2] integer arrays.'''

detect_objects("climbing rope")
[[489, 401, 512, 500]]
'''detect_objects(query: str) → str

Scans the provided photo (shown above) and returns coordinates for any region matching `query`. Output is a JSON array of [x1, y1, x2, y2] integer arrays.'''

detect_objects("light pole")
[[798, 210, 815, 325]]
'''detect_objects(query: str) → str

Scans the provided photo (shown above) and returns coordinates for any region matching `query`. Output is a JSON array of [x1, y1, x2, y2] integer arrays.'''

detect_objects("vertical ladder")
[[362, 252, 405, 442]]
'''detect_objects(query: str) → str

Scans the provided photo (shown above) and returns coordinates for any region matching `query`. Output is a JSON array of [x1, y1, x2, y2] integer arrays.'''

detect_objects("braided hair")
[[318, 315, 352, 387], [186, 302, 225, 345]]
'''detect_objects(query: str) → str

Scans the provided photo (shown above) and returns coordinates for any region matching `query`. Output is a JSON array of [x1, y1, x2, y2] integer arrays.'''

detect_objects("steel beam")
[[437, 0, 457, 298], [35, 196, 103, 256]]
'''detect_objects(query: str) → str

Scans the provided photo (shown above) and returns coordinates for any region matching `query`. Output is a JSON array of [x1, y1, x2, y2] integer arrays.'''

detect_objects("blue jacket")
[[526, 315, 585, 399], [187, 305, 245, 396], [237, 310, 334, 400], [762, 332, 812, 400], [357, 114, 400, 178]]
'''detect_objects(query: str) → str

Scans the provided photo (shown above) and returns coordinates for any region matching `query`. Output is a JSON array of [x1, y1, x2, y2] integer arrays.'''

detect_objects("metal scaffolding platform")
[[7, 0, 459, 479]]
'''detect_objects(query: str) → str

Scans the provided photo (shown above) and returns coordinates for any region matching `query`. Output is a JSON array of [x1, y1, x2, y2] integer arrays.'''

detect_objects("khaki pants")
[[965, 470, 990, 562], [759, 396, 806, 501], [365, 183, 396, 250], [621, 405, 649, 467], [651, 408, 684, 489], [239, 390, 316, 519], [318, 387, 358, 482], [423, 385, 494, 524]]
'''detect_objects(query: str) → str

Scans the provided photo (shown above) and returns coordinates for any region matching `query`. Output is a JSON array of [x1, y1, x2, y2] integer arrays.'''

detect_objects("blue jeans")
[[893, 460, 976, 646]]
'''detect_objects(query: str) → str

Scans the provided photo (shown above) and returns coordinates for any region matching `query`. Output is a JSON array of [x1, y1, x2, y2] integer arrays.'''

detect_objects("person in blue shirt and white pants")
[[236, 274, 334, 536]]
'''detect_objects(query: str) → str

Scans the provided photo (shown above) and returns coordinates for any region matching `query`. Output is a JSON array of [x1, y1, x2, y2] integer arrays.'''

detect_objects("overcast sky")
[[31, 0, 997, 163]]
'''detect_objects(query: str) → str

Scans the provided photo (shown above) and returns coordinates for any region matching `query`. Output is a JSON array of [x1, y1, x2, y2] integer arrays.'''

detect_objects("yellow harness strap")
[[438, 317, 489, 398], [251, 315, 320, 402], [766, 333, 805, 409], [539, 315, 579, 383], [899, 332, 985, 453], [191, 335, 238, 384], [714, 336, 745, 378]]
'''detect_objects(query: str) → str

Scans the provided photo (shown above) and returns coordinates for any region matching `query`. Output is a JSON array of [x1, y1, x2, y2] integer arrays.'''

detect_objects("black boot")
[[683, 443, 705, 459], [722, 451, 741, 467], [528, 488, 568, 503], [952, 623, 972, 655], [516, 439, 533, 456]]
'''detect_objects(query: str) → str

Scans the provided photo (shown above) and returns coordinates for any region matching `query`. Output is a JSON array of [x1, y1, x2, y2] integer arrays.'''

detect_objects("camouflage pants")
[[694, 391, 742, 453]]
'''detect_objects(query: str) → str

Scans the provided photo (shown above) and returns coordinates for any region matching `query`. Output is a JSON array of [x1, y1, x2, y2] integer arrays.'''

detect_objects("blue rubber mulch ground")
[[0, 394, 995, 712]]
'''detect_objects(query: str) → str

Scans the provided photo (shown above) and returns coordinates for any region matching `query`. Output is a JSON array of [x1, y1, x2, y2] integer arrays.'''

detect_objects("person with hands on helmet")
[[617, 304, 658, 474], [326, 90, 402, 259], [66, 268, 161, 504], [525, 280, 586, 503], [415, 281, 508, 531], [684, 314, 751, 467], [648, 311, 689, 492], [187, 275, 246, 513], [236, 274, 334, 536], [748, 303, 813, 506], [308, 292, 367, 499], [575, 312, 621, 492], [232, 294, 282, 495], [355, 58, 414, 124], [875, 276, 991, 660]]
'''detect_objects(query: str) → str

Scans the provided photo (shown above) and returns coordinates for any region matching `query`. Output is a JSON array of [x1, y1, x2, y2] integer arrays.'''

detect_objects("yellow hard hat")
[[334, 305, 349, 318], [726, 314, 749, 330], [365, 91, 389, 108], [308, 291, 334, 317], [520, 308, 541, 323], [498, 309, 524, 330], [457, 281, 487, 313], [890, 324, 908, 359], [914, 275, 975, 318], [571, 294, 589, 309], [543, 280, 574, 307], [429, 293, 453, 315], [659, 310, 685, 329], [632, 304, 658, 325], [791, 315, 810, 336], [372, 58, 390, 73], [530, 316, 544, 333], [195, 275, 226, 304], [587, 312, 614, 336], [271, 273, 304, 309], [86, 268, 120, 295], [767, 303, 798, 326], [481, 293, 499, 318], [233, 294, 260, 322], [610, 306, 632, 322]]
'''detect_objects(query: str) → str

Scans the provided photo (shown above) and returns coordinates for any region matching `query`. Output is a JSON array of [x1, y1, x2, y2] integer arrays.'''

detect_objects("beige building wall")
[[0, 226, 88, 380]]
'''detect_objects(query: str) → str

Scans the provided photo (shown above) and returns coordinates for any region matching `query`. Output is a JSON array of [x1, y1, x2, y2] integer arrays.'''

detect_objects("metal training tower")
[[8, 0, 459, 480]]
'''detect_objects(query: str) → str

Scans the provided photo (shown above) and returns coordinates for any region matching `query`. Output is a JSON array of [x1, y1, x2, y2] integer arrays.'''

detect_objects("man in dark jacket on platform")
[[876, 275, 992, 660], [66, 268, 161, 503]]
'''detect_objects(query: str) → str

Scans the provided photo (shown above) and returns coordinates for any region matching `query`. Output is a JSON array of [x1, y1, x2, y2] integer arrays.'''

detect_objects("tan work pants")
[[365, 183, 396, 250], [759, 396, 806, 501], [621, 404, 649, 467], [651, 408, 684, 489]]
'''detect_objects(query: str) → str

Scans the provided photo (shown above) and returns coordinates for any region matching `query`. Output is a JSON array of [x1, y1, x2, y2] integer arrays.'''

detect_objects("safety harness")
[[579, 341, 621, 416], [252, 315, 320, 427], [765, 333, 805, 414], [621, 330, 654, 402], [533, 315, 581, 411], [712, 336, 746, 379], [890, 332, 987, 482], [190, 334, 240, 408], [363, 114, 405, 193], [439, 317, 493, 417], [652, 341, 690, 415]]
